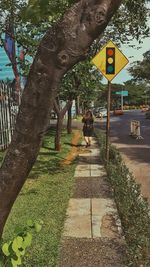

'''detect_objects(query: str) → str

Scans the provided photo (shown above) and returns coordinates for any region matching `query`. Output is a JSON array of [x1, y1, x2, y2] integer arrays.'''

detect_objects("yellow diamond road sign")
[[91, 40, 129, 82]]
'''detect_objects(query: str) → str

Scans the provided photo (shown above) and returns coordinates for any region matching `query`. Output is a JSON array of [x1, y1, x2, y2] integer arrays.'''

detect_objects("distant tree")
[[53, 97, 72, 151], [124, 80, 150, 105], [128, 50, 150, 83]]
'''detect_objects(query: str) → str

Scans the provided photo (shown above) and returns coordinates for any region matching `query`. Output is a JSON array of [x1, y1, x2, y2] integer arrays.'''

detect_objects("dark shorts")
[[83, 126, 94, 137]]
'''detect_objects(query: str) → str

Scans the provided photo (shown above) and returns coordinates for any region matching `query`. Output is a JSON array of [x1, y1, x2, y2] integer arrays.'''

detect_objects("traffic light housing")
[[106, 47, 115, 74]]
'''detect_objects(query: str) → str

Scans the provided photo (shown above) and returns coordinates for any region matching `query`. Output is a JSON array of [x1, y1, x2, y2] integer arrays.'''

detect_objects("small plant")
[[0, 220, 43, 267]]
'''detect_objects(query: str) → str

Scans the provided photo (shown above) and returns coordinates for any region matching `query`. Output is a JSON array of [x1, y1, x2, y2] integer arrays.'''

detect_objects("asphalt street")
[[50, 111, 150, 202], [95, 110, 150, 202]]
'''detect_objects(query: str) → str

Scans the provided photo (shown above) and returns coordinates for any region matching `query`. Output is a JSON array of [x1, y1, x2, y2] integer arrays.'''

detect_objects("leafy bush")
[[95, 130, 150, 267], [0, 220, 43, 267]]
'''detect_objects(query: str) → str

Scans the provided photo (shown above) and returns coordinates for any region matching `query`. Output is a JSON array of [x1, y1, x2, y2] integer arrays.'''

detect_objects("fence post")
[[0, 81, 19, 151]]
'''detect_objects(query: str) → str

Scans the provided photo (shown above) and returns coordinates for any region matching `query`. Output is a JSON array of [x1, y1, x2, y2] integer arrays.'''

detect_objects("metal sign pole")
[[106, 81, 111, 162], [121, 90, 123, 110], [91, 40, 129, 163]]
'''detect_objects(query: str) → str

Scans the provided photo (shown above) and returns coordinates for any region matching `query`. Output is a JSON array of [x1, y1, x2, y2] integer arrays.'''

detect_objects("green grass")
[[72, 115, 82, 121], [2, 128, 78, 267]]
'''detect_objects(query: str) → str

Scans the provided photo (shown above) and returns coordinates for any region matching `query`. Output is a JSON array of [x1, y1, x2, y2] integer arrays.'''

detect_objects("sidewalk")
[[57, 137, 126, 267]]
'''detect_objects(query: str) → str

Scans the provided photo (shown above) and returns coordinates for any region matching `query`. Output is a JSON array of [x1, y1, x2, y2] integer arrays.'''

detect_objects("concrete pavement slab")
[[64, 199, 91, 238], [74, 169, 91, 177], [78, 151, 91, 157], [63, 215, 91, 238], [92, 213, 120, 238], [91, 139, 98, 145], [92, 198, 116, 216], [91, 148, 100, 156], [90, 164, 104, 169], [64, 198, 119, 239], [76, 164, 90, 171], [66, 199, 91, 216], [91, 169, 106, 177], [91, 199, 118, 238]]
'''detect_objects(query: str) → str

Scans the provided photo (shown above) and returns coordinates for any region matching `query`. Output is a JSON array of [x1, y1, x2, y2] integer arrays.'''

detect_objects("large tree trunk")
[[55, 115, 63, 151], [0, 0, 122, 237], [73, 73, 81, 116], [67, 103, 72, 134], [75, 95, 80, 116], [54, 98, 72, 151]]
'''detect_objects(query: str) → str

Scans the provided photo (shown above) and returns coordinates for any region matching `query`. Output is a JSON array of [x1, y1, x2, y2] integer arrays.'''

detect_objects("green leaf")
[[34, 223, 42, 233], [0, 261, 3, 267], [14, 226, 24, 235], [12, 236, 23, 252], [11, 256, 21, 267], [27, 219, 34, 227], [17, 247, 25, 256], [39, 220, 44, 225], [22, 233, 32, 249], [2, 242, 10, 256]]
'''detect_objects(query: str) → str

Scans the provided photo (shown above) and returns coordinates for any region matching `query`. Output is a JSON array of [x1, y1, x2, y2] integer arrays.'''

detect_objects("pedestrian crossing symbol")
[[91, 40, 129, 82]]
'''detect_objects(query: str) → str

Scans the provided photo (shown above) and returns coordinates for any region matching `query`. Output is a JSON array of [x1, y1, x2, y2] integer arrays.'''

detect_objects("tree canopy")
[[0, 0, 149, 57], [128, 50, 150, 83]]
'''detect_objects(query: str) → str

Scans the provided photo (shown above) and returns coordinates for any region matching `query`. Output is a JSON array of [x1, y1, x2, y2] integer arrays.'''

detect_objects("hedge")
[[95, 130, 150, 267]]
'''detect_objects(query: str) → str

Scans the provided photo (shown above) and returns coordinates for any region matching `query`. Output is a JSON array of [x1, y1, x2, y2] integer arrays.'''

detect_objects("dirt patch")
[[101, 214, 121, 239], [63, 130, 81, 165], [72, 177, 113, 199], [58, 238, 126, 267]]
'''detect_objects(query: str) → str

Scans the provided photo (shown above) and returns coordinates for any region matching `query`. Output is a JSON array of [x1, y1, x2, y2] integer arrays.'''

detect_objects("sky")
[[108, 37, 150, 84], [102, 3, 150, 85]]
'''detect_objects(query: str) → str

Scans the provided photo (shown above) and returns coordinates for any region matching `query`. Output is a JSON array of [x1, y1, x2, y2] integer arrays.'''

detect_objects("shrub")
[[95, 130, 150, 267], [0, 220, 43, 267]]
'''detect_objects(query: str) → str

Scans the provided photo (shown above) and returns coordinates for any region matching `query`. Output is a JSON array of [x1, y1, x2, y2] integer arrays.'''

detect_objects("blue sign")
[[116, 91, 128, 96]]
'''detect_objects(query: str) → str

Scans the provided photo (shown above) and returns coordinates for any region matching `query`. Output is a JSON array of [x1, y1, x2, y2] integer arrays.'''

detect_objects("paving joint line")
[[90, 198, 93, 238]]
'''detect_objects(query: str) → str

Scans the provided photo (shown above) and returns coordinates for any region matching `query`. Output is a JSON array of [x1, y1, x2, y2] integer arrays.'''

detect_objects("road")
[[50, 111, 150, 202], [95, 110, 150, 203]]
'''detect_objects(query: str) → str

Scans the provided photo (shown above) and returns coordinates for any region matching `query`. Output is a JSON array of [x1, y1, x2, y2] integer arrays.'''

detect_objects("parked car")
[[113, 108, 124, 115], [94, 107, 107, 118], [141, 107, 149, 112]]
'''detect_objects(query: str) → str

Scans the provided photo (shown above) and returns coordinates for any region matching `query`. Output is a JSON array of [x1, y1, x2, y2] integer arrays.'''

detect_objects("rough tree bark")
[[73, 74, 81, 116], [0, 0, 122, 237], [67, 103, 73, 134], [75, 95, 80, 115], [54, 98, 72, 151]]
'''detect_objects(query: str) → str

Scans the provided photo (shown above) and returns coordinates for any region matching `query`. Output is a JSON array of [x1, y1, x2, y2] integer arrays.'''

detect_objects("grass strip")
[[2, 128, 78, 267]]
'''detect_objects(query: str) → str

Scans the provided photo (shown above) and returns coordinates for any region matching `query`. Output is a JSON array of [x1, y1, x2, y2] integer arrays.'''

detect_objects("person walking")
[[82, 110, 94, 147]]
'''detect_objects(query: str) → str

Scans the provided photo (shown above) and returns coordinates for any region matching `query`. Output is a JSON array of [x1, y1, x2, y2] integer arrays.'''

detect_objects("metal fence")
[[0, 81, 19, 150]]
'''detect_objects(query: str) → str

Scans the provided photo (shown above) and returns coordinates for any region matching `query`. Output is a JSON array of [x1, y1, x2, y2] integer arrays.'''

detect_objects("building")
[[0, 46, 14, 81]]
